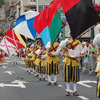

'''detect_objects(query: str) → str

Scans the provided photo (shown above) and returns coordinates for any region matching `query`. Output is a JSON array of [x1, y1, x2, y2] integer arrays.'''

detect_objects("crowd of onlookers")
[[80, 40, 98, 74]]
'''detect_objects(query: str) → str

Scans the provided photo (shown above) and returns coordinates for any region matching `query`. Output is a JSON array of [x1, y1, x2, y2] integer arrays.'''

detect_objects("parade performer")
[[38, 45, 47, 80], [95, 47, 100, 98], [34, 38, 42, 78], [33, 42, 40, 76], [93, 30, 100, 98], [0, 49, 5, 63], [24, 46, 32, 73], [63, 38, 82, 96], [29, 43, 36, 74], [46, 38, 60, 85]]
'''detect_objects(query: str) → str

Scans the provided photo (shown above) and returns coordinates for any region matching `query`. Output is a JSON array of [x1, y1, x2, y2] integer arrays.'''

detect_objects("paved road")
[[0, 57, 99, 100]]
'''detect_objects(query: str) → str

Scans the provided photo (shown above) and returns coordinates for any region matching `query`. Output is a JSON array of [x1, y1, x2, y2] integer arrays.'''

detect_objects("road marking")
[[78, 96, 89, 100], [78, 80, 97, 88], [16, 65, 92, 100], [4, 71, 15, 75], [11, 80, 28, 88], [0, 80, 28, 88], [2, 66, 6, 69]]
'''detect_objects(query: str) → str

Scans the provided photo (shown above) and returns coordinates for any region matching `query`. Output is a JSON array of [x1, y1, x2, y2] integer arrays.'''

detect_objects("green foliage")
[[0, 0, 4, 7], [0, 32, 5, 36]]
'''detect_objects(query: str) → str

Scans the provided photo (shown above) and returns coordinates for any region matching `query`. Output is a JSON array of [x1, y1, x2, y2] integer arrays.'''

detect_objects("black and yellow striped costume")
[[24, 48, 31, 68], [34, 48, 47, 74], [30, 47, 36, 68], [95, 55, 100, 98], [63, 40, 80, 83], [33, 45, 40, 71], [38, 51, 47, 74], [46, 42, 59, 75]]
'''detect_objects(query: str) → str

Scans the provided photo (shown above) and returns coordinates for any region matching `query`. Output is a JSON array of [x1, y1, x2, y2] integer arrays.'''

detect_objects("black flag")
[[62, 0, 100, 39]]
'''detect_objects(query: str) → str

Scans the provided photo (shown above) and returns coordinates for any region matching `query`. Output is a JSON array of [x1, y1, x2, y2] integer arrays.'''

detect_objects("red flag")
[[33, 0, 62, 34], [33, 7, 49, 34], [62, 0, 100, 39], [0, 29, 24, 56], [62, 0, 80, 13], [47, 0, 62, 26], [5, 29, 24, 49]]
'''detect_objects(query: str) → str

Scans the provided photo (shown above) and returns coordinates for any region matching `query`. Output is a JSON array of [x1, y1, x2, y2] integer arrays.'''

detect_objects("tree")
[[0, 0, 4, 8]]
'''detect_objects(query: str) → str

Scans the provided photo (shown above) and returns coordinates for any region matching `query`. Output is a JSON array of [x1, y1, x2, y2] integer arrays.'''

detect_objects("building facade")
[[0, 0, 100, 38], [17, 0, 52, 16]]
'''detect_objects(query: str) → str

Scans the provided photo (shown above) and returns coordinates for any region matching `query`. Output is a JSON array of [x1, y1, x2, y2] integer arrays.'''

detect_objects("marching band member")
[[46, 38, 60, 85], [95, 47, 100, 98], [29, 43, 36, 74], [39, 45, 47, 80], [93, 32, 100, 98], [0, 49, 5, 63], [45, 37, 69, 85], [63, 38, 82, 96], [34, 38, 42, 78], [24, 46, 32, 73]]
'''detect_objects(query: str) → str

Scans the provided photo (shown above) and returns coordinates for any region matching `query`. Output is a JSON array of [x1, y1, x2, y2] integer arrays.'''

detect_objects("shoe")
[[26, 70, 28, 72], [39, 78, 42, 81], [20, 77, 24, 80], [47, 82, 51, 86], [54, 82, 58, 85], [43, 78, 45, 81], [66, 92, 70, 96], [35, 74, 39, 77], [28, 72, 31, 74], [73, 91, 79, 96]]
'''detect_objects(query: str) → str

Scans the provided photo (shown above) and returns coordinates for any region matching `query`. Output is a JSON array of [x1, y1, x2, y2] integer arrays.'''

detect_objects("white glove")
[[35, 49, 41, 55], [59, 38, 69, 49], [28, 52, 33, 57], [41, 54, 47, 59], [46, 42, 51, 50], [50, 47, 61, 55], [68, 44, 82, 58]]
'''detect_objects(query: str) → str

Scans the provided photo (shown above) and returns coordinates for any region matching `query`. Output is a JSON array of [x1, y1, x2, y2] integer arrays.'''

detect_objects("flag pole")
[[25, 37, 28, 55], [73, 25, 96, 41], [66, 25, 96, 47]]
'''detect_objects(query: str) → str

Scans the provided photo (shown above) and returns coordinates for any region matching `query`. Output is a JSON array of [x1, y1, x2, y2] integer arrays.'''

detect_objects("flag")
[[62, 0, 100, 39], [49, 10, 62, 45], [14, 11, 39, 40], [0, 37, 17, 56], [40, 27, 51, 46], [33, 7, 49, 34], [40, 10, 62, 46], [0, 29, 24, 56], [15, 33, 26, 47], [34, 0, 62, 45]]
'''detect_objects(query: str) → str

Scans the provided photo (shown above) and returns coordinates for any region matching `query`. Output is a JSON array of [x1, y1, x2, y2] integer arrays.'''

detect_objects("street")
[[0, 57, 99, 100]]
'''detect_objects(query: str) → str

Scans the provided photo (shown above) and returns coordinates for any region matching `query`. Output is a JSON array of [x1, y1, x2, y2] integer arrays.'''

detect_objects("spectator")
[[81, 41, 89, 72], [88, 40, 98, 74]]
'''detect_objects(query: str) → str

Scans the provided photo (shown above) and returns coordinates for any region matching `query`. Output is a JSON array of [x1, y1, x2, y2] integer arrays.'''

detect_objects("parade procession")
[[0, 0, 100, 100]]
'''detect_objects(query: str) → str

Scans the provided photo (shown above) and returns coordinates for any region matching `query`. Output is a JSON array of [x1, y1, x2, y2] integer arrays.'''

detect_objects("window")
[[30, 0, 36, 2]]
